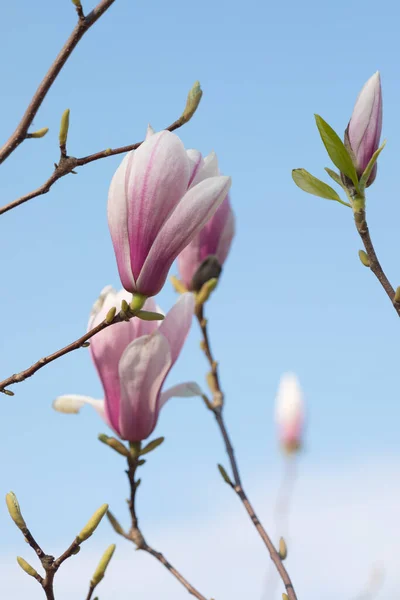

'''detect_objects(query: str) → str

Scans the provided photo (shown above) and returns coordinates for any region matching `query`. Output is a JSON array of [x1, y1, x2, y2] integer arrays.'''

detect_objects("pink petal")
[[158, 293, 195, 364], [159, 381, 203, 409], [190, 151, 219, 187], [186, 149, 204, 187], [136, 175, 231, 296], [125, 130, 190, 279], [88, 287, 141, 435], [199, 194, 234, 260], [177, 239, 202, 289], [215, 199, 235, 265], [107, 154, 137, 292], [118, 332, 172, 441]]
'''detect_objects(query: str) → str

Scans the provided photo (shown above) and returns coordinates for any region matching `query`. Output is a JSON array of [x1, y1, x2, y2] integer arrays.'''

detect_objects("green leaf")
[[139, 436, 165, 456], [136, 310, 165, 321], [315, 115, 359, 190], [292, 169, 351, 207], [324, 167, 346, 189], [217, 464, 233, 486], [359, 139, 386, 190]]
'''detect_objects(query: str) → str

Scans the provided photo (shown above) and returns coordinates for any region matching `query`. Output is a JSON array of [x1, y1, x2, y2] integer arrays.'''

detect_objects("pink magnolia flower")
[[346, 71, 382, 186], [275, 373, 305, 454], [108, 130, 231, 297], [53, 286, 202, 442], [177, 150, 235, 291]]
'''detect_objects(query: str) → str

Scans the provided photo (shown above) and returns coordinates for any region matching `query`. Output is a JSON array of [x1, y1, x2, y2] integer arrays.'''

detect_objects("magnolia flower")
[[275, 373, 305, 454], [53, 286, 202, 442], [177, 150, 235, 291], [346, 71, 382, 186], [108, 130, 231, 297]]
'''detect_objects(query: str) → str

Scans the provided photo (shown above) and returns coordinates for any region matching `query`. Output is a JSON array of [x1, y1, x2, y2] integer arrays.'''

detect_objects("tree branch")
[[0, 116, 186, 216], [0, 308, 133, 394], [354, 209, 400, 317], [0, 0, 116, 165], [196, 307, 298, 600], [109, 450, 209, 600]]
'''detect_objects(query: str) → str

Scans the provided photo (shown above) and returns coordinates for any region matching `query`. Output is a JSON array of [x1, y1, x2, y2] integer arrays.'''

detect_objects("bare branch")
[[109, 451, 209, 600], [0, 0, 116, 164], [0, 116, 185, 217], [354, 209, 400, 317], [196, 307, 298, 600], [0, 308, 132, 394]]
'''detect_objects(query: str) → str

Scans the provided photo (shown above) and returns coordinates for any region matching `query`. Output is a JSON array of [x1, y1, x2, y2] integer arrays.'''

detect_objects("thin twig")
[[85, 583, 96, 600], [121, 450, 209, 600], [196, 307, 298, 600], [0, 310, 129, 394], [0, 0, 116, 164], [0, 116, 185, 216], [354, 210, 400, 317], [16, 524, 82, 600]]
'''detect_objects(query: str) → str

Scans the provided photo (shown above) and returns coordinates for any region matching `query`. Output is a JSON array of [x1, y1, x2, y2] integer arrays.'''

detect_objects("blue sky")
[[1, 0, 399, 598]]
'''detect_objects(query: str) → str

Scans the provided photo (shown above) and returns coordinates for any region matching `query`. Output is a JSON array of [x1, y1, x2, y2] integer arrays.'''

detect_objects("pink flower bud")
[[177, 151, 235, 290], [107, 131, 231, 297], [54, 287, 203, 442], [275, 373, 305, 454], [346, 72, 382, 186]]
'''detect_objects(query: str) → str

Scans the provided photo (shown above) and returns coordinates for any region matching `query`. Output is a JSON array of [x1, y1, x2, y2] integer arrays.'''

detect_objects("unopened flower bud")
[[279, 537, 288, 560], [28, 127, 49, 139], [78, 504, 108, 543], [358, 250, 370, 267], [5, 492, 26, 531], [275, 373, 305, 454], [17, 557, 40, 580], [182, 81, 203, 124], [345, 72, 382, 187], [191, 257, 222, 293], [106, 511, 125, 537], [59, 109, 70, 147], [105, 307, 117, 324], [91, 544, 116, 587]]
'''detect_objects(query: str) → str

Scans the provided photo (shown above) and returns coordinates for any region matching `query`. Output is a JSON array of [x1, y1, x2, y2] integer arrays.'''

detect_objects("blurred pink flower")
[[275, 373, 305, 454], [107, 130, 231, 297], [53, 286, 202, 442]]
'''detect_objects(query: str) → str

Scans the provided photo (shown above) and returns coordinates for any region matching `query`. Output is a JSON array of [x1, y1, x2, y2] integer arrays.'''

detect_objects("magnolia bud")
[[78, 504, 108, 543], [5, 492, 26, 531], [17, 557, 40, 580], [59, 109, 70, 147], [182, 81, 203, 124], [345, 72, 382, 187], [91, 544, 116, 586], [191, 257, 222, 293]]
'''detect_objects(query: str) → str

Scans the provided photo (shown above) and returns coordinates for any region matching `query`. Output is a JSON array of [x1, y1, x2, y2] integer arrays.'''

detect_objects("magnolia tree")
[[0, 2, 389, 599]]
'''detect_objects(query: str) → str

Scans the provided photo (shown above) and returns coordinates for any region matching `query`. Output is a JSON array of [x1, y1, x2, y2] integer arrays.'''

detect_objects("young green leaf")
[[292, 169, 350, 207], [359, 140, 386, 190], [324, 167, 346, 189], [314, 115, 359, 190]]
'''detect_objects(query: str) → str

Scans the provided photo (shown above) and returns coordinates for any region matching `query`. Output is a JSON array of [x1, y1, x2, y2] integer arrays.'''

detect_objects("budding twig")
[[0, 114, 190, 217], [105, 444, 209, 600], [6, 492, 108, 600], [196, 307, 298, 600], [0, 305, 139, 395], [0, 0, 116, 165], [353, 208, 400, 318]]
